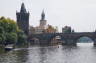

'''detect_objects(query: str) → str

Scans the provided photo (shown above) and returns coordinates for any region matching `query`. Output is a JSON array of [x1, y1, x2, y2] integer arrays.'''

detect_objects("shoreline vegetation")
[[0, 16, 28, 53]]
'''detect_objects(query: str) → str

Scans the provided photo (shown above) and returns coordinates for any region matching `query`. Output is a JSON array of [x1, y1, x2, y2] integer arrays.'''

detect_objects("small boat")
[[5, 44, 14, 51]]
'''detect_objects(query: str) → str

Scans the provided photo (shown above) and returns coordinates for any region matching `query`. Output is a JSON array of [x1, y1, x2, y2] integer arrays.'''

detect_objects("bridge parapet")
[[28, 32, 96, 45]]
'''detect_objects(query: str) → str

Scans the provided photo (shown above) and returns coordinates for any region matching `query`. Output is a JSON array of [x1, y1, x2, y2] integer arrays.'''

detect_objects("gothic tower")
[[40, 10, 47, 29], [16, 3, 29, 35]]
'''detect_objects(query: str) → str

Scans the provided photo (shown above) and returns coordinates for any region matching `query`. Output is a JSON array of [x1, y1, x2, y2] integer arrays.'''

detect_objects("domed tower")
[[16, 3, 29, 35], [40, 10, 47, 29]]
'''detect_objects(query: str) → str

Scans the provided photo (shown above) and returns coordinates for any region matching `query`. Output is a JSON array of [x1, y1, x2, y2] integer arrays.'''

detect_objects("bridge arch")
[[76, 35, 95, 43], [30, 37, 40, 45]]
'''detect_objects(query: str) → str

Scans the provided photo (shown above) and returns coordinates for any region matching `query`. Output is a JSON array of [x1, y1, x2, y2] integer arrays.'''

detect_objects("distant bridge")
[[28, 32, 96, 45]]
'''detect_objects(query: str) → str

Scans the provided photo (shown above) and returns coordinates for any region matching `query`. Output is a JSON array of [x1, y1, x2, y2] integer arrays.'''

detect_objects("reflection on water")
[[77, 43, 94, 47], [0, 43, 96, 63], [0, 49, 28, 63]]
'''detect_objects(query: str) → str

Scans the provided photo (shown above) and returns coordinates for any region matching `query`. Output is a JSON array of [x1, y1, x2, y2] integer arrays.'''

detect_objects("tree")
[[6, 33, 17, 44], [0, 27, 4, 34], [0, 34, 5, 44], [17, 30, 27, 45], [45, 25, 57, 33], [0, 27, 5, 44], [0, 17, 27, 45], [0, 17, 18, 33]]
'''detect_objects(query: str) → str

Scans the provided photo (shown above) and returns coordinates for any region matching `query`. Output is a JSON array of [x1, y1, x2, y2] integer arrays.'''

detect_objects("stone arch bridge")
[[28, 32, 96, 45]]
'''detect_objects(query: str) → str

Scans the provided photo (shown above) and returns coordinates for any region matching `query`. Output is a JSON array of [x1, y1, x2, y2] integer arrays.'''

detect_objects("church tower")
[[16, 3, 29, 35], [40, 10, 47, 29]]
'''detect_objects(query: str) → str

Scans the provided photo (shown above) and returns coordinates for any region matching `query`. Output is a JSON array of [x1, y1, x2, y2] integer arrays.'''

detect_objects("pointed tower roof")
[[20, 3, 27, 13], [41, 10, 45, 20]]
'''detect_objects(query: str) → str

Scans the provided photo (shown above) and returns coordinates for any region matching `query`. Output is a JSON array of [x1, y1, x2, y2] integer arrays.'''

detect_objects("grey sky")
[[0, 0, 96, 32]]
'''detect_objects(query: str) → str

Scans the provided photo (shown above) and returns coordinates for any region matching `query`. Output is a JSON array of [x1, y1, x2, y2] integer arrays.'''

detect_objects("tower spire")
[[16, 2, 29, 35], [41, 10, 45, 20], [20, 2, 27, 13]]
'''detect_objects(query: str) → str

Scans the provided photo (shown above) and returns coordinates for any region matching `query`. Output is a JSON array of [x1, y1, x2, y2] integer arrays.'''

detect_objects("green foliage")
[[0, 16, 27, 45], [6, 33, 17, 44], [17, 30, 27, 44], [0, 17, 18, 33], [0, 34, 6, 44], [0, 27, 4, 33], [45, 25, 57, 33]]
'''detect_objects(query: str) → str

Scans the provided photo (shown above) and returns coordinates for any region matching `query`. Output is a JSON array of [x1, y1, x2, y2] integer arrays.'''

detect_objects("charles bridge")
[[28, 32, 96, 45], [16, 3, 96, 46]]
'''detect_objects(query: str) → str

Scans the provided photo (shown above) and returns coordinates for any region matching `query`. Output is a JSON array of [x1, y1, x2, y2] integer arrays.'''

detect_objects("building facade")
[[62, 26, 72, 33], [29, 10, 47, 34]]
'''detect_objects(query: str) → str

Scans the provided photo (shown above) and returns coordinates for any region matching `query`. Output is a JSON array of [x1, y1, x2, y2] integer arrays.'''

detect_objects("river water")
[[0, 43, 96, 63]]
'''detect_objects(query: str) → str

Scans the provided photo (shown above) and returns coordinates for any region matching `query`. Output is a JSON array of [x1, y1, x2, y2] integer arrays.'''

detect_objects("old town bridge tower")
[[16, 3, 29, 35]]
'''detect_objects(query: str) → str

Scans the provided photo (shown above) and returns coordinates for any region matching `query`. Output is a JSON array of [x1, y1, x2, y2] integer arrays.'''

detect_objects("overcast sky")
[[0, 0, 96, 32]]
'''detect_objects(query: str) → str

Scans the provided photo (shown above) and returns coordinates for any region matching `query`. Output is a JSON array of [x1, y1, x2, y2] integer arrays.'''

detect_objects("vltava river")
[[0, 43, 96, 63]]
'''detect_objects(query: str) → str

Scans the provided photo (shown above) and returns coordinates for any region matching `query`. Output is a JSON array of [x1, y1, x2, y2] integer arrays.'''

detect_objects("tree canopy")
[[0, 16, 27, 45], [45, 25, 57, 33]]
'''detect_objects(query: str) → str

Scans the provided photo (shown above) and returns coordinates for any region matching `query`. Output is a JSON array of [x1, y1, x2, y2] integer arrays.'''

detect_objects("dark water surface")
[[0, 43, 96, 63]]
